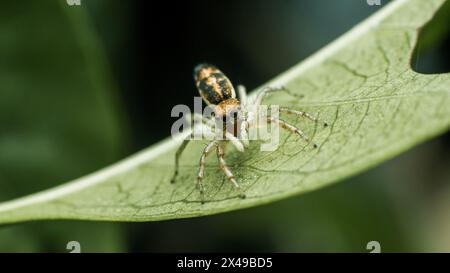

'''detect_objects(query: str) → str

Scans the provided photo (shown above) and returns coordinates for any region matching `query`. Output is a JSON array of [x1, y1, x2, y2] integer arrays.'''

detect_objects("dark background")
[[95, 0, 450, 149], [0, 0, 449, 252]]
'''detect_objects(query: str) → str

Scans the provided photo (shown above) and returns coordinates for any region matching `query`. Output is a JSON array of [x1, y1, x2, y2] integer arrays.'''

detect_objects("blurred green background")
[[0, 0, 449, 252]]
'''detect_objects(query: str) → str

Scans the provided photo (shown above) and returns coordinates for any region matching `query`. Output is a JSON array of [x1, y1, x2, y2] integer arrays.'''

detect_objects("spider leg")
[[279, 107, 328, 127], [171, 116, 216, 184], [237, 85, 248, 106], [197, 140, 218, 203], [217, 143, 246, 199], [216, 120, 244, 152], [171, 132, 194, 183], [254, 86, 304, 106], [240, 119, 250, 147], [267, 117, 317, 148]]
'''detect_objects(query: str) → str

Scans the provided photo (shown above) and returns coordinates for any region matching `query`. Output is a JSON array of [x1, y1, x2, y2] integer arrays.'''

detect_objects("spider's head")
[[214, 98, 241, 121]]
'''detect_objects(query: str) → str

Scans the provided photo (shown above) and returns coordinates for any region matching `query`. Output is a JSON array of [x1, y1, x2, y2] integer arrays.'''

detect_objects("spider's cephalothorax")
[[171, 63, 327, 203]]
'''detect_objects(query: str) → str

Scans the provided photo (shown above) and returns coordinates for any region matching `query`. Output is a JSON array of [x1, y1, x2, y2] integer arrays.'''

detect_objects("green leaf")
[[1, 0, 449, 224]]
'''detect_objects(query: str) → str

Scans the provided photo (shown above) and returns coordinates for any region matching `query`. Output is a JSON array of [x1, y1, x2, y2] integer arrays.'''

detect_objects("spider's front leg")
[[217, 142, 246, 199]]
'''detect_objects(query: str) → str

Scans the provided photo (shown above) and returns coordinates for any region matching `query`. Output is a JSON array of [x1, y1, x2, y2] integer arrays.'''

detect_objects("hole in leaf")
[[410, 0, 450, 74]]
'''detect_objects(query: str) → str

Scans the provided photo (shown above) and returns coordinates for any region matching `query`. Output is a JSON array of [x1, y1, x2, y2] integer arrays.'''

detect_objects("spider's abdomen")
[[194, 63, 236, 105]]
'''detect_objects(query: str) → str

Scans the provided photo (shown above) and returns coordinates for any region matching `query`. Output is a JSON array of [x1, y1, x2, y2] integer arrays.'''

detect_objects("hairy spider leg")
[[171, 132, 194, 184], [171, 122, 216, 183], [197, 140, 218, 203], [171, 114, 245, 184], [279, 107, 328, 127], [267, 117, 318, 148], [254, 86, 304, 106], [237, 85, 248, 106], [217, 142, 246, 199]]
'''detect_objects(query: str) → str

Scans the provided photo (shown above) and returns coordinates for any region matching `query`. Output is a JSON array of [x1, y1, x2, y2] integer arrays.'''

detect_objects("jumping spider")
[[171, 63, 327, 203]]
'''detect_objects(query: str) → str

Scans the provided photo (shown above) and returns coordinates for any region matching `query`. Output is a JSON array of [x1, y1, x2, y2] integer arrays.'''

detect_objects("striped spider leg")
[[251, 85, 328, 148]]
